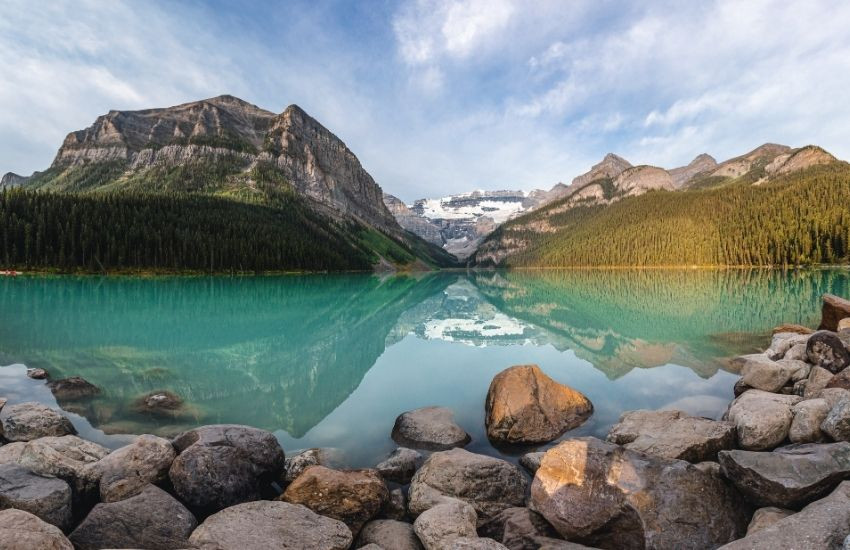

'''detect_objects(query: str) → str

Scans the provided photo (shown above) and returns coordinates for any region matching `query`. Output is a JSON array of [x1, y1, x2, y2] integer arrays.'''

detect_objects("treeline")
[[481, 163, 850, 267], [0, 189, 376, 272]]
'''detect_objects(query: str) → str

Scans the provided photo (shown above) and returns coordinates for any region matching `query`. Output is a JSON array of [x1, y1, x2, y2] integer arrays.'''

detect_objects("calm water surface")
[[1, 269, 848, 466]]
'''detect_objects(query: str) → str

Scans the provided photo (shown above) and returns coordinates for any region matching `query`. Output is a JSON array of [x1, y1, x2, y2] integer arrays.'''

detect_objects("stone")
[[0, 402, 76, 442], [780, 358, 811, 382], [784, 342, 809, 362], [745, 507, 794, 536], [408, 448, 527, 525], [719, 481, 850, 549], [376, 447, 421, 484], [92, 433, 176, 502], [532, 539, 597, 549], [807, 330, 850, 373], [413, 500, 478, 550], [18, 435, 110, 497], [0, 508, 73, 550], [282, 447, 343, 485], [765, 333, 809, 360], [0, 441, 25, 464], [607, 409, 735, 462], [447, 538, 510, 549], [819, 294, 850, 332], [69, 484, 196, 550], [738, 354, 795, 392], [733, 378, 750, 397], [0, 463, 72, 530], [789, 398, 830, 443], [792, 378, 807, 396], [169, 424, 285, 511], [188, 500, 353, 550], [805, 365, 836, 397], [818, 387, 850, 408], [828, 367, 850, 390], [281, 466, 388, 535], [47, 376, 101, 400], [478, 507, 561, 550], [26, 368, 49, 379], [518, 452, 544, 474], [840, 318, 850, 331], [822, 396, 850, 441], [718, 442, 850, 507], [356, 519, 423, 550], [725, 389, 801, 450], [132, 390, 184, 417], [381, 487, 408, 521], [485, 365, 593, 445], [694, 460, 722, 476], [772, 323, 814, 335], [392, 407, 471, 451], [530, 437, 749, 549]]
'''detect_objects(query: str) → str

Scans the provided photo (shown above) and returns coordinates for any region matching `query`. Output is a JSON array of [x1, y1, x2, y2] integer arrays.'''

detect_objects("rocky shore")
[[3, 295, 850, 549]]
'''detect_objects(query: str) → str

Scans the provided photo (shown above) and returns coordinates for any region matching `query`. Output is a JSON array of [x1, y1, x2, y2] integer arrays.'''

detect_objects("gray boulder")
[[0, 441, 25, 464], [780, 358, 811, 382], [169, 424, 285, 510], [822, 396, 850, 441], [765, 332, 809, 360], [413, 500, 478, 550], [0, 508, 73, 550], [408, 448, 527, 525], [92, 433, 175, 502], [807, 330, 850, 373], [784, 342, 809, 362], [518, 452, 544, 475], [738, 354, 794, 392], [789, 398, 830, 443], [188, 500, 352, 550], [745, 507, 793, 536], [478, 506, 561, 550], [0, 402, 75, 442], [392, 407, 470, 451], [17, 435, 109, 497], [356, 519, 423, 549], [377, 447, 421, 484], [718, 442, 850, 507], [725, 389, 801, 450], [0, 463, 72, 530], [69, 484, 196, 550], [607, 409, 735, 462], [805, 366, 836, 397]]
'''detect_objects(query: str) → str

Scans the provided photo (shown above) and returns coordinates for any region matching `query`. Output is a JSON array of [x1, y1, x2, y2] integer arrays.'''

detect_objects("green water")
[[1, 269, 848, 465]]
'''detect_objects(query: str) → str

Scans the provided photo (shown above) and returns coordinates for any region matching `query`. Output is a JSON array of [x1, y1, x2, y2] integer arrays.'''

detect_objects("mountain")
[[0, 172, 30, 189], [8, 95, 455, 271], [473, 144, 849, 267], [571, 153, 632, 187]]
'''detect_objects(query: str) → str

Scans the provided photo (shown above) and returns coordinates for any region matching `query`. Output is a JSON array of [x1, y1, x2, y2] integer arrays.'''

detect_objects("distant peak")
[[691, 153, 716, 164], [603, 153, 630, 164]]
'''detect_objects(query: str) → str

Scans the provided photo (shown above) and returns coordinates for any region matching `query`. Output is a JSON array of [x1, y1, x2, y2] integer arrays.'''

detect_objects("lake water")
[[1, 269, 848, 466]]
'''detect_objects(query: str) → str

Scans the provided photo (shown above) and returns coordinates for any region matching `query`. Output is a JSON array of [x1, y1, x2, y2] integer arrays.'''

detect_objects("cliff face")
[[669, 154, 717, 188], [571, 153, 632, 187], [0, 172, 29, 189]]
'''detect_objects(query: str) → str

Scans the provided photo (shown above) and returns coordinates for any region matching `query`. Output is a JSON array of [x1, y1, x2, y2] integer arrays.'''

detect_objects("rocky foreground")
[[3, 297, 850, 549]]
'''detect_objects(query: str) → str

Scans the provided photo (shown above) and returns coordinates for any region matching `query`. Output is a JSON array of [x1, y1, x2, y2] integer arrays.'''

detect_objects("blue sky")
[[2, 0, 849, 201]]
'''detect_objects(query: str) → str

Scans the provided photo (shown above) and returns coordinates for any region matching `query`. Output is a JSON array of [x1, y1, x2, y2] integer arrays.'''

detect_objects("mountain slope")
[[1, 172, 29, 189]]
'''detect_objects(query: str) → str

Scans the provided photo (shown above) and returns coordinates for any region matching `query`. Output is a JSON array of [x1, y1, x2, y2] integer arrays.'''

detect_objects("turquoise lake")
[[1, 269, 848, 466]]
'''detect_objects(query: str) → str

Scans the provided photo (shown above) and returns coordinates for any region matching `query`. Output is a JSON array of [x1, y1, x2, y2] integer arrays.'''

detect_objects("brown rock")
[[92, 434, 176, 502], [839, 318, 850, 331], [26, 368, 49, 380], [772, 323, 814, 335], [806, 330, 850, 373], [745, 507, 793, 536], [0, 508, 73, 550], [485, 365, 592, 445], [478, 507, 561, 550], [805, 366, 835, 398], [133, 390, 184, 417], [819, 294, 850, 332], [827, 368, 850, 390], [47, 377, 101, 401], [392, 407, 471, 451]]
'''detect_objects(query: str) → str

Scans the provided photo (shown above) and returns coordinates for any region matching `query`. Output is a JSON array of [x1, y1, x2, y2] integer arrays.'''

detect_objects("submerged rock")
[[725, 390, 801, 450], [376, 447, 421, 485], [819, 294, 850, 332], [92, 434, 176, 502], [413, 500, 478, 550], [485, 364, 593, 445], [807, 330, 850, 373], [392, 406, 471, 451], [745, 507, 794, 536], [0, 402, 76, 442], [47, 377, 101, 401], [132, 390, 184, 417], [0, 508, 73, 550], [26, 368, 49, 380], [0, 463, 72, 530], [356, 519, 423, 550]]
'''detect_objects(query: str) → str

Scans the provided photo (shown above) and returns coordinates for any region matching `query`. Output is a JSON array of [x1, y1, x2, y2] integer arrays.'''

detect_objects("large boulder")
[[804, 365, 836, 398], [719, 481, 850, 549], [718, 442, 850, 507], [169, 424, 285, 511], [725, 390, 801, 450], [530, 437, 749, 549], [0, 463, 72, 530], [0, 441, 25, 464], [281, 466, 388, 535], [0, 402, 76, 442], [737, 354, 794, 392], [392, 407, 470, 451], [92, 433, 175, 502], [822, 395, 850, 441], [413, 500, 478, 550], [17, 435, 110, 498], [188, 500, 353, 550], [69, 484, 196, 550], [789, 398, 830, 443], [408, 448, 527, 525], [0, 508, 73, 550], [819, 294, 850, 332], [356, 519, 423, 550], [485, 365, 593, 445], [478, 507, 561, 550], [376, 447, 422, 484], [745, 507, 793, 536], [807, 330, 850, 373], [606, 409, 735, 462]]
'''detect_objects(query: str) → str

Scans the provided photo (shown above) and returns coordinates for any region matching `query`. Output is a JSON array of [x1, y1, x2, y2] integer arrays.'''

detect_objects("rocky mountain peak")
[[670, 153, 718, 188], [1, 172, 29, 189], [572, 153, 632, 187]]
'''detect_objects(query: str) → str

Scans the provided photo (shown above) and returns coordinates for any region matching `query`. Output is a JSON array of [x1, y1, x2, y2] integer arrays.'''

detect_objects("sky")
[[2, 0, 849, 202]]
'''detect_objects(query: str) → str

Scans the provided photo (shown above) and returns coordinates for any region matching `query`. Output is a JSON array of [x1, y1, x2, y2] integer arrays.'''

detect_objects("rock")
[[92, 434, 176, 502], [376, 447, 421, 484], [726, 389, 801, 450], [784, 342, 809, 362], [408, 448, 527, 525], [282, 447, 342, 485], [18, 435, 110, 497], [188, 500, 353, 550], [0, 508, 73, 550], [530, 437, 749, 549], [718, 442, 850, 507], [485, 365, 593, 445], [392, 407, 470, 451], [733, 378, 751, 397], [478, 507, 560, 550], [281, 466, 388, 535], [822, 396, 850, 441], [169, 424, 285, 511], [765, 333, 809, 360], [69, 484, 196, 550], [413, 500, 478, 550], [132, 390, 184, 417], [819, 294, 850, 332], [818, 387, 850, 408], [805, 365, 836, 397], [828, 367, 850, 390], [447, 538, 510, 549], [738, 354, 794, 392], [26, 368, 49, 379], [361, 545, 383, 550], [0, 463, 72, 530], [0, 442, 25, 464], [840, 318, 850, 331], [381, 487, 408, 520], [719, 481, 850, 549], [772, 323, 814, 335], [694, 460, 722, 476], [47, 377, 100, 400], [807, 330, 850, 373], [607, 409, 735, 462], [532, 539, 597, 549], [356, 519, 423, 550], [518, 452, 544, 475], [792, 378, 807, 396], [0, 402, 76, 442], [780, 359, 811, 382], [745, 507, 793, 536], [789, 398, 830, 443]]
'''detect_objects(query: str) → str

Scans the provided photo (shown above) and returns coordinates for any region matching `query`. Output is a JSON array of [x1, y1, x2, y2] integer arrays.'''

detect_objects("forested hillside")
[[474, 163, 850, 267]]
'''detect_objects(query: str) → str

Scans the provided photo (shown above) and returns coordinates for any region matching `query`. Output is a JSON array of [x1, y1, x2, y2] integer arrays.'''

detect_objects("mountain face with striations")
[[1, 172, 30, 189]]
